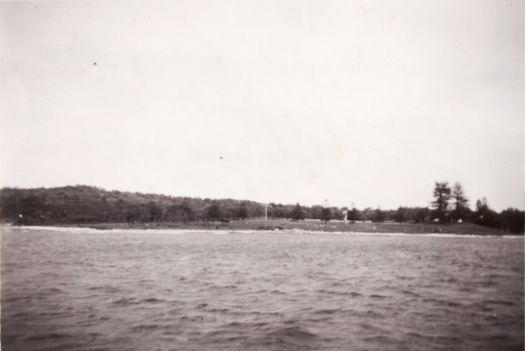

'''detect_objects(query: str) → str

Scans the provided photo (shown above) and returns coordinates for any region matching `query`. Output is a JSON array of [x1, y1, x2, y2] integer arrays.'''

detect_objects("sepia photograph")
[[0, 0, 523, 350]]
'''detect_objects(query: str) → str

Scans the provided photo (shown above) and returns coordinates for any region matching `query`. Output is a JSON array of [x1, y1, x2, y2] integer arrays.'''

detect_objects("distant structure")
[[343, 209, 348, 224], [264, 203, 268, 220]]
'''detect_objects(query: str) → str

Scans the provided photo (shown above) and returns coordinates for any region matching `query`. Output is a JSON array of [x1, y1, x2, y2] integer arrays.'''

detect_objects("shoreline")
[[2, 219, 522, 236], [2, 225, 523, 238]]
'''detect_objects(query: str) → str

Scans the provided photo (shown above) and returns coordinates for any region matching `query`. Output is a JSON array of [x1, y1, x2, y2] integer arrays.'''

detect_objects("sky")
[[0, 0, 523, 211]]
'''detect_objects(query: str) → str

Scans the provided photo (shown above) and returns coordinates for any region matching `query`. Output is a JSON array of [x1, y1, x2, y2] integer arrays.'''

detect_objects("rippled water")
[[1, 227, 523, 351]]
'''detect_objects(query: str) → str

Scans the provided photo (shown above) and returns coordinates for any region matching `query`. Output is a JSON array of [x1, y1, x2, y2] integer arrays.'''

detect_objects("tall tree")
[[432, 182, 451, 222], [291, 203, 304, 221], [451, 182, 469, 221]]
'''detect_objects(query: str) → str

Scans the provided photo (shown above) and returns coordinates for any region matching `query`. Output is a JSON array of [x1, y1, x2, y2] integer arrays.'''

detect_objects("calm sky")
[[1, 0, 523, 210]]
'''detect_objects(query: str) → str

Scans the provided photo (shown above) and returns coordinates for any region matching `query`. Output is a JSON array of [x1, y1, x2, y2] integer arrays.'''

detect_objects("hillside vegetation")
[[0, 185, 523, 234]]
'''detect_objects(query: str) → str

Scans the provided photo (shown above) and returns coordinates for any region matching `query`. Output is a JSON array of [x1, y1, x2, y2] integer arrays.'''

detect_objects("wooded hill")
[[0, 186, 263, 224], [0, 185, 523, 233]]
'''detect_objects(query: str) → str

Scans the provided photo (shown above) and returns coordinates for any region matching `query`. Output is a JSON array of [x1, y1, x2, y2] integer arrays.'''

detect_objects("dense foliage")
[[0, 185, 523, 233]]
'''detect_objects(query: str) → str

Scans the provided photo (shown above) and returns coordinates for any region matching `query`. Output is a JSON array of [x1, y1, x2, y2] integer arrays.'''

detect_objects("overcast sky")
[[0, 0, 523, 210]]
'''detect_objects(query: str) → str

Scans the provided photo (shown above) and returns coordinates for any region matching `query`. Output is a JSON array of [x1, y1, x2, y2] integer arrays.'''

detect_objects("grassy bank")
[[45, 219, 515, 235]]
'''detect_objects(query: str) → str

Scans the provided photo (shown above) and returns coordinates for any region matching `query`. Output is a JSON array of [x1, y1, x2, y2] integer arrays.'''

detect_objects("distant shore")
[[7, 219, 520, 235]]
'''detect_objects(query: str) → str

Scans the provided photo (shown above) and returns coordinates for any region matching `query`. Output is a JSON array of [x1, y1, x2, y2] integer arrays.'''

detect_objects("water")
[[1, 227, 523, 351]]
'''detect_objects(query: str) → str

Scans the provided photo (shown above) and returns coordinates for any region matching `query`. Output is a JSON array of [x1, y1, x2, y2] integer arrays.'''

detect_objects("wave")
[[112, 297, 165, 305], [317, 289, 363, 297], [313, 308, 342, 315], [264, 326, 318, 341], [25, 333, 71, 340]]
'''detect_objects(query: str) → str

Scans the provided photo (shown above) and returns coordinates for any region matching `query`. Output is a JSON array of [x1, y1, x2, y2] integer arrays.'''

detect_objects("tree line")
[[429, 181, 523, 233], [0, 184, 523, 233]]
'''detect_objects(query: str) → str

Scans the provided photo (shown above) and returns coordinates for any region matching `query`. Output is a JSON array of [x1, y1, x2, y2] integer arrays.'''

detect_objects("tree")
[[474, 197, 500, 228], [206, 201, 221, 221], [269, 203, 288, 218], [373, 208, 385, 222], [415, 207, 430, 223], [291, 203, 304, 221], [500, 208, 524, 233], [475, 197, 488, 215], [165, 204, 193, 222], [395, 207, 407, 222], [331, 207, 344, 220], [310, 205, 323, 220], [361, 207, 375, 222], [451, 182, 469, 221], [148, 202, 162, 222], [126, 205, 149, 223], [237, 202, 248, 220], [347, 207, 360, 222], [320, 207, 332, 222], [432, 182, 451, 222]]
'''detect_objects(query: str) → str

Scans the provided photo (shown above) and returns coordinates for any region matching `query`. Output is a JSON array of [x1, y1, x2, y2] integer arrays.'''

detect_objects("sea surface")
[[1, 227, 523, 351]]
